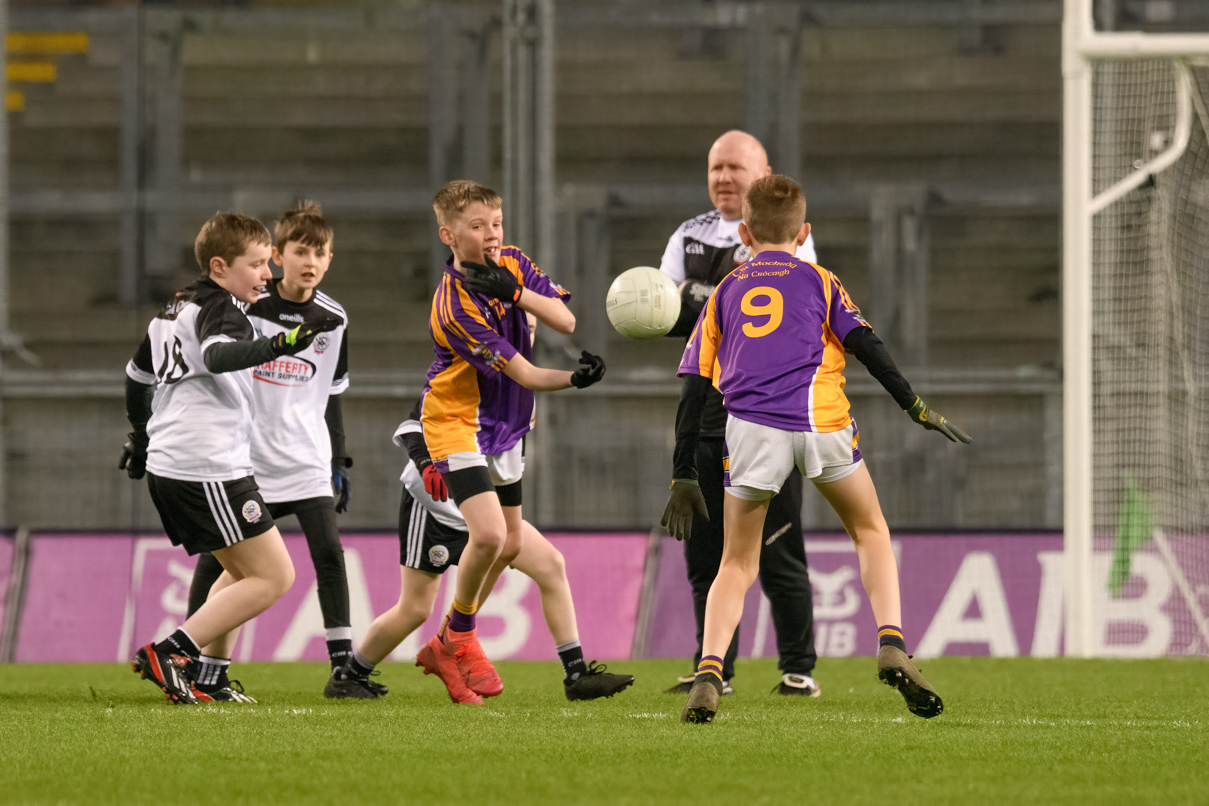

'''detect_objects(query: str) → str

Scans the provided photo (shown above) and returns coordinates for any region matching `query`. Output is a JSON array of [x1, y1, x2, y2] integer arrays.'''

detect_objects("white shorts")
[[444, 441, 525, 486], [724, 415, 863, 501]]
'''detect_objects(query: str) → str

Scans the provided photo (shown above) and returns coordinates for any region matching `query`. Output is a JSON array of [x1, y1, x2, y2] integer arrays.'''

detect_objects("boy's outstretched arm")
[[203, 314, 342, 373], [843, 326, 971, 443], [503, 351, 604, 392], [517, 290, 576, 335], [463, 260, 576, 334]]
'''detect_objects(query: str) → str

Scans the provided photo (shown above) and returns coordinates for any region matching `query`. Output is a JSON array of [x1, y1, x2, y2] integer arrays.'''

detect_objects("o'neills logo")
[[278, 313, 305, 323], [253, 356, 317, 386]]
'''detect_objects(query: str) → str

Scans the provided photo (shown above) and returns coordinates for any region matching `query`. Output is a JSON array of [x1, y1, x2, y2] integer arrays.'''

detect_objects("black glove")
[[269, 314, 342, 357], [569, 351, 606, 389], [463, 258, 522, 304], [905, 397, 971, 443], [332, 456, 353, 513], [660, 479, 709, 541], [119, 430, 149, 480]]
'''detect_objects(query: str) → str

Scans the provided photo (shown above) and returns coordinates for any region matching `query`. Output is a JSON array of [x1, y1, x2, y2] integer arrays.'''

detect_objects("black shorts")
[[148, 473, 275, 555], [399, 489, 468, 575], [444, 466, 523, 508]]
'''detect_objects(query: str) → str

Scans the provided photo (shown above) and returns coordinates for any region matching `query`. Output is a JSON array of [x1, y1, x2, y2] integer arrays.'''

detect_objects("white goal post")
[[1064, 0, 1209, 657]]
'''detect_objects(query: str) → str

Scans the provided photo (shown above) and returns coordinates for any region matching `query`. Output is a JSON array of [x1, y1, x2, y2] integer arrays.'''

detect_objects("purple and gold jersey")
[[422, 245, 570, 460], [678, 250, 869, 433]]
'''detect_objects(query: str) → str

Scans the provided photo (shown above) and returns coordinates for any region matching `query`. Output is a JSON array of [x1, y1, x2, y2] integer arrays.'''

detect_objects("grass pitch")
[[1, 657, 1206, 805]]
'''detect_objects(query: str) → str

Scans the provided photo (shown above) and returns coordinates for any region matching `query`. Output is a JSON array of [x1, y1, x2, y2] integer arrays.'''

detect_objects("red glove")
[[422, 463, 448, 502]]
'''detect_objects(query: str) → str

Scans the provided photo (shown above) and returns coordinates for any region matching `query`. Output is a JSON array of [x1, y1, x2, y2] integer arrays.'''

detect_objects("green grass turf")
[[1, 657, 1207, 805]]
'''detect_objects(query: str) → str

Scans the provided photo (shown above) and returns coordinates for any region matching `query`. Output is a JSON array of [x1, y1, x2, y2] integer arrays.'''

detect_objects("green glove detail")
[[269, 314, 342, 357], [905, 396, 972, 444], [660, 479, 709, 541]]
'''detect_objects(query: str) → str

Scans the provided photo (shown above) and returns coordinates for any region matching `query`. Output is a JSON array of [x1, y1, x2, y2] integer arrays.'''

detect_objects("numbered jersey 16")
[[125, 277, 260, 482]]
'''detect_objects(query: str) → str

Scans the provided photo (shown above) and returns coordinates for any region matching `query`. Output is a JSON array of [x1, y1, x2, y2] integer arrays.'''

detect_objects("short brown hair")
[[194, 212, 271, 274], [432, 179, 502, 227], [275, 199, 334, 251], [741, 175, 807, 245]]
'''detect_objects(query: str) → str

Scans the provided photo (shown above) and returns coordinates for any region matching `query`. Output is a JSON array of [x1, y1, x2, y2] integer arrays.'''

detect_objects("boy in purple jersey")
[[668, 175, 970, 724], [411, 180, 606, 703]]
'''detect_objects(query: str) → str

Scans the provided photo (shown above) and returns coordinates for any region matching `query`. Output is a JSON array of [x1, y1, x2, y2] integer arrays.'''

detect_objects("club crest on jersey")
[[734, 244, 752, 264], [472, 344, 504, 365], [428, 545, 450, 567], [242, 500, 262, 523], [313, 334, 330, 353]]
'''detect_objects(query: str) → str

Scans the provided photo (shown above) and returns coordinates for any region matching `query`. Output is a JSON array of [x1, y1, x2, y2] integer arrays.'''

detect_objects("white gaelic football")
[[605, 266, 681, 340]]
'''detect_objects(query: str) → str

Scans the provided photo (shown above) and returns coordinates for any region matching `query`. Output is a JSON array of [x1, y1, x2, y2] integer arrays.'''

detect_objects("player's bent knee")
[[721, 556, 760, 587], [470, 526, 507, 553], [548, 549, 567, 579], [849, 521, 891, 547], [406, 600, 436, 625], [536, 550, 567, 585], [390, 598, 433, 627], [498, 540, 523, 566], [265, 560, 296, 599]]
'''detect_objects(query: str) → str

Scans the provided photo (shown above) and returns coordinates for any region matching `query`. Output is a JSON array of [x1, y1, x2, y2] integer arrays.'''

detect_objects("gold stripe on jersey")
[[424, 275, 487, 460], [810, 263, 852, 432]]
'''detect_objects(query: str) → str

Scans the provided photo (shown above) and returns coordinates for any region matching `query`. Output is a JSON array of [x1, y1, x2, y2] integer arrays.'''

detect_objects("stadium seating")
[[3, 3, 1063, 529]]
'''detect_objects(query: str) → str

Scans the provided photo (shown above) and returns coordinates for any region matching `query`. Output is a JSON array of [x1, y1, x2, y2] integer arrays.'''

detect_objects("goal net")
[[1072, 46, 1209, 656]]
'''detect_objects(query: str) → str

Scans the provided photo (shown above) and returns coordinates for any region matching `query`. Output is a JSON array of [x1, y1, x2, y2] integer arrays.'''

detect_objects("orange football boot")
[[445, 627, 503, 698], [416, 634, 483, 704]]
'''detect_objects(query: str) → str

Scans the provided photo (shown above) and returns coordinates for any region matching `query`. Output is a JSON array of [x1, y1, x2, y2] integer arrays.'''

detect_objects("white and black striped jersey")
[[658, 209, 817, 288], [247, 280, 349, 503], [392, 418, 467, 531], [126, 277, 258, 482]]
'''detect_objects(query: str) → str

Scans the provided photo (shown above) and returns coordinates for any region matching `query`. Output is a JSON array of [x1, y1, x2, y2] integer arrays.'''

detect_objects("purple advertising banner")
[[10, 532, 1208, 661], [14, 533, 647, 663], [647, 534, 1209, 659]]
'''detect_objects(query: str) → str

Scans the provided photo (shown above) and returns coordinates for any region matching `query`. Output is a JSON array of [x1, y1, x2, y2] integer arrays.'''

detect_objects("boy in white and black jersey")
[[184, 201, 370, 701], [121, 212, 340, 704]]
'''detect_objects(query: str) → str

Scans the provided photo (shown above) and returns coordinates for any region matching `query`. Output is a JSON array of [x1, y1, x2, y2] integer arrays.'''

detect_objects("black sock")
[[344, 652, 375, 679], [878, 625, 907, 652], [557, 640, 586, 682], [327, 639, 354, 670], [154, 628, 200, 658]]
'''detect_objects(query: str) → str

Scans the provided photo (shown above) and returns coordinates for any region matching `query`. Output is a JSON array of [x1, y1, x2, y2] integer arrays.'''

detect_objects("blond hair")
[[274, 199, 334, 251], [741, 175, 807, 245], [193, 212, 271, 274], [432, 179, 502, 227]]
